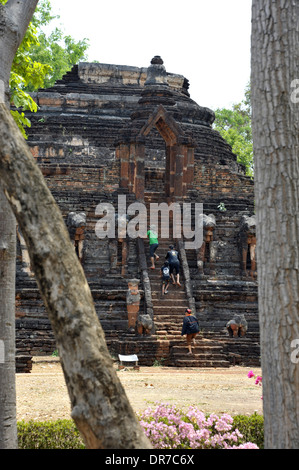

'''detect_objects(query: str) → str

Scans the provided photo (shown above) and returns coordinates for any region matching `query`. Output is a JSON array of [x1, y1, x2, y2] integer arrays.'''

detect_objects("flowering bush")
[[137, 403, 259, 449]]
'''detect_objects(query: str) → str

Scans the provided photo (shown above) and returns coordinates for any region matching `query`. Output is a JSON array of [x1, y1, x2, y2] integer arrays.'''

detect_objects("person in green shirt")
[[147, 224, 159, 269]]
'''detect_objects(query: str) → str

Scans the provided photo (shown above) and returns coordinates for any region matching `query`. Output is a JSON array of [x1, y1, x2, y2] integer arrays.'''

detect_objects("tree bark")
[[0, 189, 17, 449], [0, 0, 39, 449], [0, 103, 151, 449], [0, 0, 39, 104], [251, 0, 299, 448]]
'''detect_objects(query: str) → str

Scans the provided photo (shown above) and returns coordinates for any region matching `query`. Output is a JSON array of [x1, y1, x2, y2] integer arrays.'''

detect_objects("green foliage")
[[2, 0, 88, 137], [217, 202, 227, 212], [17, 413, 263, 449], [213, 83, 253, 177], [17, 420, 85, 449], [1, 0, 51, 137], [10, 110, 32, 139], [25, 0, 89, 90], [232, 413, 264, 449], [153, 358, 165, 367], [26, 29, 89, 90]]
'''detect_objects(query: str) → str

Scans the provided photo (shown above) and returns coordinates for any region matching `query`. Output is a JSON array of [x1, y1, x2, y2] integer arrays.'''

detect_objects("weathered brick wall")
[[15, 59, 258, 370], [15, 189, 142, 360]]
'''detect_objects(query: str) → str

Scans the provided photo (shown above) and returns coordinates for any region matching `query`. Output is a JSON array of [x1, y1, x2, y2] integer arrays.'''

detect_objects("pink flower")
[[247, 370, 255, 378], [138, 402, 259, 449], [255, 376, 262, 385]]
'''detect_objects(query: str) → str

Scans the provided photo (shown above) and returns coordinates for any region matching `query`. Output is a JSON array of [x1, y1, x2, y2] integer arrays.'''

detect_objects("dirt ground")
[[15, 357, 263, 422]]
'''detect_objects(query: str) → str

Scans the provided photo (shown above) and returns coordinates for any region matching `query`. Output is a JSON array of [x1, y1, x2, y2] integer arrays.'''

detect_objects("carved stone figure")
[[126, 279, 141, 332], [137, 313, 153, 336], [238, 215, 256, 278], [197, 213, 217, 274], [66, 212, 86, 263], [226, 314, 248, 337]]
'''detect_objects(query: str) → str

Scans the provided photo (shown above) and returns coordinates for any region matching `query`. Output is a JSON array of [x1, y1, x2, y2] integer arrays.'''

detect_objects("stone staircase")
[[15, 181, 259, 371], [142, 189, 232, 367], [144, 188, 188, 337]]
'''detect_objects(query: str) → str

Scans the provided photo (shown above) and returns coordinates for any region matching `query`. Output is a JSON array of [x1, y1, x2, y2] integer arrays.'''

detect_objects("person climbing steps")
[[147, 224, 159, 269], [165, 244, 181, 286], [160, 260, 170, 296], [181, 308, 200, 355]]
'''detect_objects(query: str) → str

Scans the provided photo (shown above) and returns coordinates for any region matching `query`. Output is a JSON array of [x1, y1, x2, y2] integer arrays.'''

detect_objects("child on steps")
[[160, 260, 170, 295]]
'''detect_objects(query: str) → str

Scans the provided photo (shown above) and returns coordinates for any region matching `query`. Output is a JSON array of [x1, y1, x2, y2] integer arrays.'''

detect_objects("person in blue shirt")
[[181, 308, 200, 355], [165, 245, 181, 287]]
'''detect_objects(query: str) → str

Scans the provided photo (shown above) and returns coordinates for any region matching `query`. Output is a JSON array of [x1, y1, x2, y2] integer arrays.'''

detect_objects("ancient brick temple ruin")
[[15, 56, 259, 372]]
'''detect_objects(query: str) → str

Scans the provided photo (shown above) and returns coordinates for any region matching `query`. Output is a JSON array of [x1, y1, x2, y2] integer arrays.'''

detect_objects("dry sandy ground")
[[15, 357, 263, 422]]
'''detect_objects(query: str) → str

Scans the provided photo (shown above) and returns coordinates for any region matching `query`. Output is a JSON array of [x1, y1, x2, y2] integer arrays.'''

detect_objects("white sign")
[[118, 354, 138, 362]]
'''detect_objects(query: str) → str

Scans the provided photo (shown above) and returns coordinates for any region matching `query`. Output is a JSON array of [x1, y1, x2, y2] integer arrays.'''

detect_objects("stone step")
[[153, 306, 187, 315], [153, 321, 192, 328], [153, 325, 182, 332], [173, 352, 229, 363], [171, 343, 225, 353], [155, 331, 181, 338], [149, 283, 186, 293], [153, 305, 187, 315], [153, 318, 184, 326], [153, 294, 187, 303], [173, 359, 231, 368], [150, 277, 184, 285], [152, 298, 187, 306], [152, 288, 186, 295]]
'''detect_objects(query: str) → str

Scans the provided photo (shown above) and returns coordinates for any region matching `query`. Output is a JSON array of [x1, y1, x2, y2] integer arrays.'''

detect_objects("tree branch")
[[0, 102, 151, 449], [5, 0, 39, 49]]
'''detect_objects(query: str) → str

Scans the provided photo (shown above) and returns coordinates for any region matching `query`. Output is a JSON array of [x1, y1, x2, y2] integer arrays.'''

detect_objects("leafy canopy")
[[213, 83, 253, 177], [26, 0, 89, 90], [1, 0, 89, 138]]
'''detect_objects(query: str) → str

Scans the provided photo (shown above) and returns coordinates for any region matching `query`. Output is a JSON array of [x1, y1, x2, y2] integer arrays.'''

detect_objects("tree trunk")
[[0, 103, 151, 449], [0, 188, 17, 449], [0, 0, 39, 449], [251, 0, 299, 448]]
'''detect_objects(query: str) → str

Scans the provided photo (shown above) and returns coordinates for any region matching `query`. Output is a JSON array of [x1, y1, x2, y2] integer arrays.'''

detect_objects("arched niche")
[[116, 105, 195, 201]]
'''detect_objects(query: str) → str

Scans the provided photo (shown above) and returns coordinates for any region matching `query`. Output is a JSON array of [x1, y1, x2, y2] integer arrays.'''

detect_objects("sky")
[[48, 0, 252, 111]]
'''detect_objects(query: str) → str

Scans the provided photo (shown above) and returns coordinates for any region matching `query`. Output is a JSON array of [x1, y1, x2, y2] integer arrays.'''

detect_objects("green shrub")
[[17, 419, 85, 449], [232, 413, 264, 449], [17, 413, 264, 449]]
